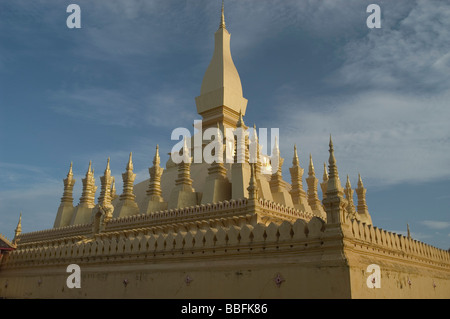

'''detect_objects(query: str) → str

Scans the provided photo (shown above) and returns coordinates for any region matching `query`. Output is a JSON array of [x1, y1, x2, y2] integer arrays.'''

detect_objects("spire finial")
[[358, 173, 363, 188], [323, 162, 328, 181], [329, 134, 336, 166], [247, 163, 258, 200], [106, 157, 110, 171], [182, 136, 191, 163], [127, 152, 133, 171], [17, 212, 22, 228], [14, 212, 22, 242], [219, 0, 226, 29], [153, 145, 161, 166], [308, 153, 315, 176], [407, 223, 411, 238], [88, 160, 92, 174], [326, 134, 343, 196], [68, 162, 73, 175], [292, 144, 299, 166]]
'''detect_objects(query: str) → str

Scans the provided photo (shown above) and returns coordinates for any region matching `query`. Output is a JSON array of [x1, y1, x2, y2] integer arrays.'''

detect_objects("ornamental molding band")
[[1, 4, 449, 299]]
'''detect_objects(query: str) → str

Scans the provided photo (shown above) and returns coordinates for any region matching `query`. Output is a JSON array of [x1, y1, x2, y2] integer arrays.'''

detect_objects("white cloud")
[[420, 221, 450, 230], [49, 88, 141, 127], [330, 0, 450, 91], [276, 89, 450, 187], [273, 0, 450, 187]]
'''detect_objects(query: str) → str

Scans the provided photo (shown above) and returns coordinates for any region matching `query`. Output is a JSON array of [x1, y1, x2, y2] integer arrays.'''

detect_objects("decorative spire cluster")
[[306, 154, 323, 213], [320, 163, 328, 201], [268, 136, 294, 207], [208, 125, 228, 178], [147, 145, 164, 198], [98, 158, 113, 208], [60, 162, 76, 204], [175, 137, 194, 190], [356, 173, 372, 224], [247, 163, 258, 200], [110, 176, 118, 200], [326, 136, 343, 197], [120, 153, 137, 202], [249, 124, 262, 174], [13, 212, 22, 244], [344, 175, 357, 219], [79, 161, 97, 207], [289, 145, 309, 208], [235, 111, 249, 163]]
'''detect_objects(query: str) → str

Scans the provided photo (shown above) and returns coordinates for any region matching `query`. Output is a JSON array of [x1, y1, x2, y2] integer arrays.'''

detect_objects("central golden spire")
[[195, 1, 248, 131]]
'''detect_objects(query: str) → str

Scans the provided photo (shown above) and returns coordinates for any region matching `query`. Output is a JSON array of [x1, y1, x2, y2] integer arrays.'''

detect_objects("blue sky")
[[0, 0, 449, 249]]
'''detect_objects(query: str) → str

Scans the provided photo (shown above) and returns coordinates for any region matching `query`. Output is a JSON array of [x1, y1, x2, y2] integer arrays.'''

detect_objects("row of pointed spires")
[[59, 132, 370, 219], [62, 151, 144, 208], [55, 109, 369, 224]]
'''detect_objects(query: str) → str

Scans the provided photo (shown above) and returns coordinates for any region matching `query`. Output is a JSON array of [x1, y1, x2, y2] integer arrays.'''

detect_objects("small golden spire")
[[346, 174, 351, 188], [13, 212, 22, 244], [15, 212, 22, 235], [126, 152, 133, 171], [182, 136, 191, 164], [308, 153, 315, 176], [219, 0, 226, 29], [153, 145, 161, 166], [247, 163, 258, 200], [292, 145, 299, 166], [358, 173, 364, 188], [323, 162, 328, 181], [111, 176, 117, 199]]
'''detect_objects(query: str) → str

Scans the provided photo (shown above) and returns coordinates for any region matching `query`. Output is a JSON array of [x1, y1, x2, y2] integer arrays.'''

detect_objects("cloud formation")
[[421, 221, 450, 230], [274, 0, 450, 187]]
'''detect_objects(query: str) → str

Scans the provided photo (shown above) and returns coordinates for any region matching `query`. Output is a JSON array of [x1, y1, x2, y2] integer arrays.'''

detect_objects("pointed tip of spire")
[[273, 135, 279, 151], [153, 144, 161, 166], [219, 0, 226, 29], [182, 136, 191, 163], [323, 162, 329, 180], [292, 144, 299, 166], [106, 157, 110, 169], [15, 212, 22, 235], [68, 162, 73, 175], [358, 173, 364, 187], [86, 160, 93, 175], [308, 153, 315, 174], [127, 152, 133, 170], [346, 174, 351, 187]]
